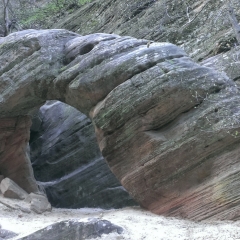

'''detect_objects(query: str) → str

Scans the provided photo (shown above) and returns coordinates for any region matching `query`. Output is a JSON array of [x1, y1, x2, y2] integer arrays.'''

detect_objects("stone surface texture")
[[1, 29, 240, 220], [53, 0, 240, 61], [27, 193, 51, 214], [0, 116, 38, 193], [30, 101, 136, 209], [0, 226, 17, 240], [19, 219, 123, 240], [0, 178, 28, 200], [202, 46, 240, 87]]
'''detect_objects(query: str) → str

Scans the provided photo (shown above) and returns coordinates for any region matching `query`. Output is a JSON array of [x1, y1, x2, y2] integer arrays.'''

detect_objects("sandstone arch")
[[1, 29, 240, 220]]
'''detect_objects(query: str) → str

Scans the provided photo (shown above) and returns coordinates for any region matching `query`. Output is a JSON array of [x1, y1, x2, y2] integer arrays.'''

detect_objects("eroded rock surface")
[[0, 116, 38, 193], [53, 0, 240, 61], [30, 101, 136, 209], [1, 29, 240, 220], [202, 46, 240, 87]]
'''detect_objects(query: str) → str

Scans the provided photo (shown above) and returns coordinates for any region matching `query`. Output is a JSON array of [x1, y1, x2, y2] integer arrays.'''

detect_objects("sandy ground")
[[1, 201, 240, 240]]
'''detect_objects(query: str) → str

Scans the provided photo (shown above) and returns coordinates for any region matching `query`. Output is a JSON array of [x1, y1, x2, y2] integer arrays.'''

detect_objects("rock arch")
[[1, 29, 240, 220]]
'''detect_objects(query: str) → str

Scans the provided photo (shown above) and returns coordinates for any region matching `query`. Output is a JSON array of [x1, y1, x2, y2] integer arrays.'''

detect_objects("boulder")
[[27, 193, 51, 214], [0, 228, 18, 240], [18, 219, 123, 240], [0, 223, 17, 240], [0, 178, 28, 200]]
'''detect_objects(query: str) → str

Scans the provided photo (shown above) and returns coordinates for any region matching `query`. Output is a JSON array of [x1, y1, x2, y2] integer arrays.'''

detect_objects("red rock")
[[0, 117, 38, 193]]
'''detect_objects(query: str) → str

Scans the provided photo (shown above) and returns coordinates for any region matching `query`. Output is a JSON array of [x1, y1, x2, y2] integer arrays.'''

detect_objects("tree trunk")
[[227, 0, 240, 44], [2, 0, 10, 36]]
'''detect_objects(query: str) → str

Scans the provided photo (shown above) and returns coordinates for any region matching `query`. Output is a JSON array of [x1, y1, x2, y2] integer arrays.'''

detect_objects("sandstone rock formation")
[[0, 116, 38, 193], [1, 29, 240, 220], [53, 0, 240, 61], [30, 101, 136, 209]]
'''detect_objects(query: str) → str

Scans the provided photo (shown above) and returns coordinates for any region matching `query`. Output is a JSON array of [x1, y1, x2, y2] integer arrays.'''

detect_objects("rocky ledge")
[[1, 29, 240, 220]]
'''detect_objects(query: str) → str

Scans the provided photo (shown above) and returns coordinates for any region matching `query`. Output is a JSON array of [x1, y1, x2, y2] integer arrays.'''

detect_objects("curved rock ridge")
[[1, 29, 240, 220], [0, 29, 186, 117]]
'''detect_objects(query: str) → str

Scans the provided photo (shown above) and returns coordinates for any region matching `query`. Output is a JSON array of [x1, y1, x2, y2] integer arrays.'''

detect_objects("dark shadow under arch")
[[29, 100, 136, 209]]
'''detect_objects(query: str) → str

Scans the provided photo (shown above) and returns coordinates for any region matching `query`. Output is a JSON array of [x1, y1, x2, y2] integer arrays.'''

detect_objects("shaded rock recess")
[[30, 101, 136, 209]]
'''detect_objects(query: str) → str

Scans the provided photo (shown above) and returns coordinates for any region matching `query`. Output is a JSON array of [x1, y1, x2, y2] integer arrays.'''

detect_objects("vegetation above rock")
[[0, 0, 93, 34]]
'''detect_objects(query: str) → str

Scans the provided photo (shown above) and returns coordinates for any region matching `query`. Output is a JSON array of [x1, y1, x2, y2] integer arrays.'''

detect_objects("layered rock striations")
[[202, 46, 240, 87], [0, 116, 38, 193], [90, 58, 240, 220], [53, 0, 240, 61], [1, 29, 240, 220]]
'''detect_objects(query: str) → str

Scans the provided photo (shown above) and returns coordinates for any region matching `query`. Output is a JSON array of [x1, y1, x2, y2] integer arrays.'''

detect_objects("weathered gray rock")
[[0, 178, 28, 200], [27, 193, 51, 214], [53, 0, 240, 61], [15, 204, 31, 213], [1, 29, 240, 220], [0, 223, 18, 239], [0, 29, 185, 117], [30, 101, 136, 209], [0, 228, 18, 240], [202, 46, 240, 86], [19, 219, 123, 240]]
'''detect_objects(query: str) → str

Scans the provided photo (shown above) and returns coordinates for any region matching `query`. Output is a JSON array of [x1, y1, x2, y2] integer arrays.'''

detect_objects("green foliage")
[[79, 0, 92, 4], [20, 0, 93, 29]]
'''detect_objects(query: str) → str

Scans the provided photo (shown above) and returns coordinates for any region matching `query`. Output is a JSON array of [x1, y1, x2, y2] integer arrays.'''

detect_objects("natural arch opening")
[[29, 100, 136, 209]]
